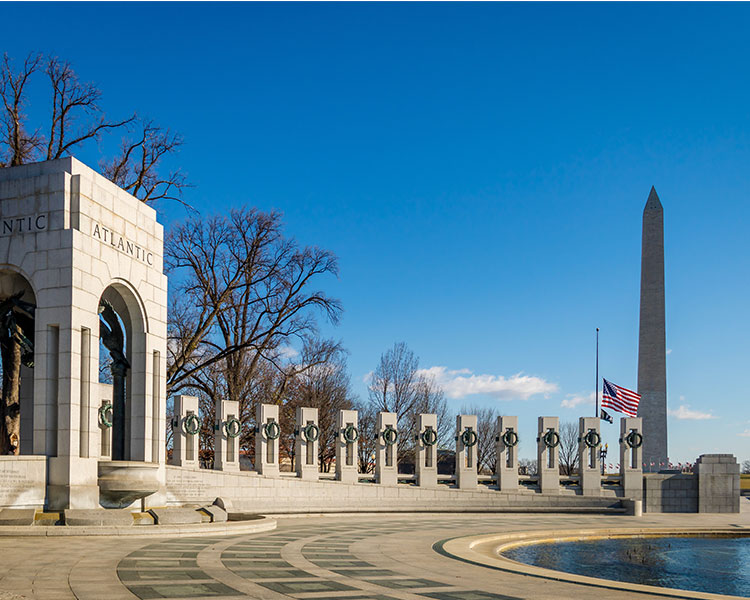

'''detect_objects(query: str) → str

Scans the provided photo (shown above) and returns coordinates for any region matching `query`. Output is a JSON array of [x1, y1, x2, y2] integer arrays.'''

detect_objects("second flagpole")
[[595, 327, 599, 418]]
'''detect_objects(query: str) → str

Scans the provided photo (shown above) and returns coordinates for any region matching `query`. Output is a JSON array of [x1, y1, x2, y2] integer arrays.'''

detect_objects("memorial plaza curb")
[[0, 514, 276, 537]]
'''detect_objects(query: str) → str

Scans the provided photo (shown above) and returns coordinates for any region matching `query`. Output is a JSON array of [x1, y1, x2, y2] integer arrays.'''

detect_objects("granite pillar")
[[455, 414, 478, 490], [495, 416, 519, 491], [537, 416, 559, 494], [415, 413, 438, 488], [336, 409, 358, 484]]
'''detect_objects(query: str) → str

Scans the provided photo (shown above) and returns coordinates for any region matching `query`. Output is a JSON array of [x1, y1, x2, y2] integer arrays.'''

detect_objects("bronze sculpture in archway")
[[0, 291, 35, 455]]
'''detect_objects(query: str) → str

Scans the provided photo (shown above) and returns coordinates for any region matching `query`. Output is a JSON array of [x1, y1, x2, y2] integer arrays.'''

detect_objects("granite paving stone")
[[0, 508, 748, 599]]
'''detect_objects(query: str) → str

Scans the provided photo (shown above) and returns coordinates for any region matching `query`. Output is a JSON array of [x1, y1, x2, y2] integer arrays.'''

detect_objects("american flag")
[[602, 378, 641, 417]]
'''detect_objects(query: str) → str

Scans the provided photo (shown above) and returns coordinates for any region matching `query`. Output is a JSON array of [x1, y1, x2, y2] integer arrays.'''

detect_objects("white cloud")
[[668, 405, 716, 420], [561, 391, 595, 409], [666, 348, 672, 355], [416, 366, 557, 401], [362, 370, 373, 384], [738, 429, 750, 438], [277, 345, 299, 359]]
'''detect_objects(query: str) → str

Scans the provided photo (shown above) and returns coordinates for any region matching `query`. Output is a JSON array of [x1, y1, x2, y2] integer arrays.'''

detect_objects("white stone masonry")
[[578, 417, 601, 496], [170, 395, 199, 468], [375, 412, 398, 486], [537, 416, 559, 494], [619, 417, 643, 500], [295, 406, 319, 481], [455, 414, 478, 490], [415, 413, 438, 488], [0, 157, 168, 510], [214, 400, 240, 472], [496, 416, 519, 491], [254, 403, 279, 477], [336, 409, 358, 484]]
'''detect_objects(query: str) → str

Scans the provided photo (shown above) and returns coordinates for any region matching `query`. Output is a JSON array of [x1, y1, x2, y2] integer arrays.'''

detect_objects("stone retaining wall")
[[165, 465, 624, 513], [642, 454, 740, 513], [642, 473, 698, 513]]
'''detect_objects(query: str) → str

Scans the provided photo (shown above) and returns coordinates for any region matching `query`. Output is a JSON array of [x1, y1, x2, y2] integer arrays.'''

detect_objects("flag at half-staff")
[[600, 408, 614, 424], [601, 378, 641, 417]]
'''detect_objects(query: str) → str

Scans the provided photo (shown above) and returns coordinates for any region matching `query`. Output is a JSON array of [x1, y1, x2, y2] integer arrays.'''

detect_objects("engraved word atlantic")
[[1, 214, 47, 236], [92, 223, 154, 266]]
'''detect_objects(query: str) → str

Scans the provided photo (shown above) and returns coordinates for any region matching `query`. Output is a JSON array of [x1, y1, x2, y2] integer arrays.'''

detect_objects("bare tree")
[[518, 458, 537, 476], [165, 208, 341, 395], [0, 53, 43, 167], [1, 53, 182, 207], [45, 57, 134, 161], [461, 404, 499, 474], [100, 120, 188, 204], [558, 421, 579, 476], [356, 399, 377, 473], [367, 342, 448, 463]]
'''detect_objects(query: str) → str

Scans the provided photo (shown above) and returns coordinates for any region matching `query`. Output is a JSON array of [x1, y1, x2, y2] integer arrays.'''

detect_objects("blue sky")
[[5, 2, 750, 465]]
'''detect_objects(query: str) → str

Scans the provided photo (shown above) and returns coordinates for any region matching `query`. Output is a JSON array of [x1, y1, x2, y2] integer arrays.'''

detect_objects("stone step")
[[0, 508, 36, 526], [64, 509, 134, 527]]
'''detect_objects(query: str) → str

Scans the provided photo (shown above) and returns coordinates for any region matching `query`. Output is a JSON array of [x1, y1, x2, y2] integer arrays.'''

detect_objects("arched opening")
[[0, 270, 36, 456], [98, 282, 147, 461]]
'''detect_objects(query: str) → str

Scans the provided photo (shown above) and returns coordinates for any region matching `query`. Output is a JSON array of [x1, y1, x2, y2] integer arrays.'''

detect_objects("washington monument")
[[637, 187, 668, 470]]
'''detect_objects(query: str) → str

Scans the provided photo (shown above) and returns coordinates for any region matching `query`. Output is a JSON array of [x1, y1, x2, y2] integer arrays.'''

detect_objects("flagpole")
[[595, 328, 599, 418]]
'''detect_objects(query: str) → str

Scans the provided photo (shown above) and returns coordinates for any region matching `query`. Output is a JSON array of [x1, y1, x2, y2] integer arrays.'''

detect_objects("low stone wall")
[[643, 473, 698, 513], [695, 454, 740, 513], [642, 454, 740, 513], [165, 466, 624, 513], [0, 456, 47, 509]]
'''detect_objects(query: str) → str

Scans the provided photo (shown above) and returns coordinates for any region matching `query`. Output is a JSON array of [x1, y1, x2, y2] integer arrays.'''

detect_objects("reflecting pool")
[[503, 535, 750, 597]]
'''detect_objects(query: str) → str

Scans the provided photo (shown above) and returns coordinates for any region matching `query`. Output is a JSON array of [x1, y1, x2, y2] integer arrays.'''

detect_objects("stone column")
[[295, 406, 319, 481], [214, 400, 240, 472], [578, 417, 601, 496], [169, 395, 199, 468], [537, 416, 560, 494], [375, 412, 398, 486], [455, 414, 478, 490], [496, 416, 519, 491], [255, 403, 280, 477], [694, 454, 740, 513], [619, 417, 643, 500], [336, 409, 358, 484], [415, 413, 438, 488], [47, 323, 99, 509]]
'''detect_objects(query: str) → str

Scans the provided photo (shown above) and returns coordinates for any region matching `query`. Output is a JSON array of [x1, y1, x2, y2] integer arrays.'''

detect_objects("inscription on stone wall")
[[0, 461, 45, 506], [166, 471, 211, 502], [0, 214, 47, 236], [92, 222, 155, 266]]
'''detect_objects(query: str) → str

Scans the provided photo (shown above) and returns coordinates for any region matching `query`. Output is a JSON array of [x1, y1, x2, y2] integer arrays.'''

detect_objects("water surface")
[[503, 535, 750, 597]]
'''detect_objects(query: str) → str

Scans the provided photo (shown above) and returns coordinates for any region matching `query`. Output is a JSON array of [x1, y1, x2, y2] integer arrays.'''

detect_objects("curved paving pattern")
[[0, 508, 749, 600]]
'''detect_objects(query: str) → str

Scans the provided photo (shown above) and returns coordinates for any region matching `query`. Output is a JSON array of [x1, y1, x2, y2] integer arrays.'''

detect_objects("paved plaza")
[[1, 501, 749, 600]]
